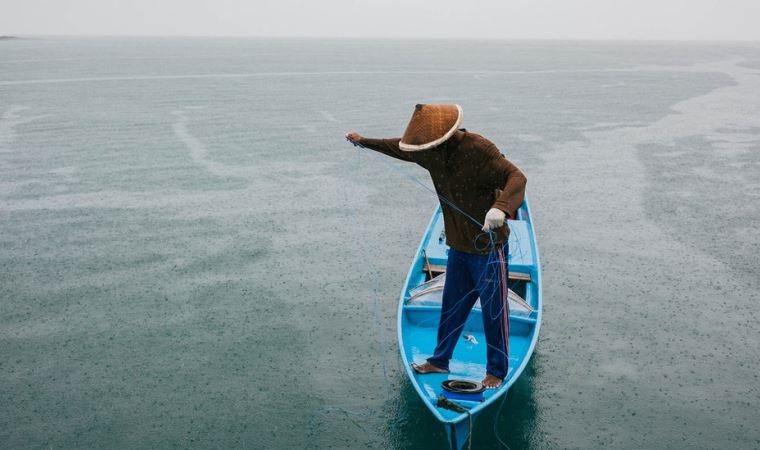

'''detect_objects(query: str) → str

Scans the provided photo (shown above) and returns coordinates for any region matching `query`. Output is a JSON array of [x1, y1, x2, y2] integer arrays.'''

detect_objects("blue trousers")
[[427, 243, 510, 379]]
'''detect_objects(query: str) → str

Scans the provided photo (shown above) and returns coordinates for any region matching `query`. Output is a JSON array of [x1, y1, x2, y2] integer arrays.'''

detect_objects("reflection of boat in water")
[[397, 198, 542, 449]]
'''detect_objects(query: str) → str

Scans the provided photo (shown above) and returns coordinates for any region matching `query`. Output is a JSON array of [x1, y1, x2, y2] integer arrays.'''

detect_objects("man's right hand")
[[345, 132, 363, 144]]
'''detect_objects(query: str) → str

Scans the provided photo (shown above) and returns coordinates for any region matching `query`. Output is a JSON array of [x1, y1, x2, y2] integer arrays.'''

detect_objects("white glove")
[[482, 208, 506, 232]]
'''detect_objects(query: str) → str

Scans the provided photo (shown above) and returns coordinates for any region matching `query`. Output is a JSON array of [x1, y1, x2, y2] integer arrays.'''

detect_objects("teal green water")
[[2, 38, 760, 449]]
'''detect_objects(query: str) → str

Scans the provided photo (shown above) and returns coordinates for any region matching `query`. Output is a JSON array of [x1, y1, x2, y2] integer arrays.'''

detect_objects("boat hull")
[[397, 198, 542, 449]]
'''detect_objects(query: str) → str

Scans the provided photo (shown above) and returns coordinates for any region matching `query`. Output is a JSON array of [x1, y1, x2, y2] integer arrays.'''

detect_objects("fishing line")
[[343, 147, 393, 398], [348, 138, 518, 448], [348, 138, 486, 230], [432, 246, 505, 344], [493, 391, 513, 450], [307, 146, 403, 448], [348, 137, 509, 345]]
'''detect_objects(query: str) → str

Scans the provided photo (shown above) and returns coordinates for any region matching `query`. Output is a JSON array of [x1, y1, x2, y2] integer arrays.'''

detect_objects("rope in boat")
[[437, 395, 473, 450], [442, 380, 485, 394]]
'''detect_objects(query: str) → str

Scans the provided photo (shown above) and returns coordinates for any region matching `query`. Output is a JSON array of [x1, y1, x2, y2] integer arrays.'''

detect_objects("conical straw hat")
[[399, 104, 463, 151]]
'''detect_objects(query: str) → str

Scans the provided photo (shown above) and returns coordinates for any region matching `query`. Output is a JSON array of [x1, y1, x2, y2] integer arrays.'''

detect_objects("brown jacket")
[[360, 130, 527, 255]]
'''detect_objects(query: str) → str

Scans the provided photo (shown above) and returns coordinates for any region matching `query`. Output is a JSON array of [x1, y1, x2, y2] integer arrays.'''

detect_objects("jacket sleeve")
[[358, 137, 414, 162], [479, 140, 527, 219]]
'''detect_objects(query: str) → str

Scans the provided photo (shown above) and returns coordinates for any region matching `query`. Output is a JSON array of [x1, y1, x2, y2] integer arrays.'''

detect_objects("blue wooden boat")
[[398, 197, 542, 449]]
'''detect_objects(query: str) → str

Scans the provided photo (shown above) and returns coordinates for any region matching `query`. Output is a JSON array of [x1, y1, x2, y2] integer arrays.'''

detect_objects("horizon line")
[[3, 34, 760, 44]]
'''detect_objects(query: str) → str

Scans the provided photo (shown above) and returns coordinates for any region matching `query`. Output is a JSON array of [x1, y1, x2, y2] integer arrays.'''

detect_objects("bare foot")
[[411, 361, 449, 374], [482, 374, 502, 389]]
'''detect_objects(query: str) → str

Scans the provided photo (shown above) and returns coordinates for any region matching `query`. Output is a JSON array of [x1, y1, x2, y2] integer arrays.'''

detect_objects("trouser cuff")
[[426, 358, 449, 371]]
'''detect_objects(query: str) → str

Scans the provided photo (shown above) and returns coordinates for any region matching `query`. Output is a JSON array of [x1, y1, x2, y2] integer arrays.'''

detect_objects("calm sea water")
[[1, 37, 759, 449]]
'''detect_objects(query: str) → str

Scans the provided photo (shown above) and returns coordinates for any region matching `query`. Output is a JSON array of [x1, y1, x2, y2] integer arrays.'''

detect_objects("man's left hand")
[[482, 208, 506, 232]]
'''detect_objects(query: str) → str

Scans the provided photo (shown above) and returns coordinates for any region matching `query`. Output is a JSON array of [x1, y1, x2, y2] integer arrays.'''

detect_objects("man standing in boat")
[[346, 104, 527, 388]]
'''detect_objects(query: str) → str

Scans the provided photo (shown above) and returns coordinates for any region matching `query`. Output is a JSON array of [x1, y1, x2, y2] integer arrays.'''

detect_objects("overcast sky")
[[2, 0, 759, 41]]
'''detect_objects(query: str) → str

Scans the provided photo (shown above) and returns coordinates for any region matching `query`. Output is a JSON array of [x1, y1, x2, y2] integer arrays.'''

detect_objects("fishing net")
[[406, 273, 533, 317]]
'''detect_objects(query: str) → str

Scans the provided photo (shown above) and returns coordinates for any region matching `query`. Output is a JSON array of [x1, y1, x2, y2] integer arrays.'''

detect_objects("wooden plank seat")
[[424, 264, 531, 281]]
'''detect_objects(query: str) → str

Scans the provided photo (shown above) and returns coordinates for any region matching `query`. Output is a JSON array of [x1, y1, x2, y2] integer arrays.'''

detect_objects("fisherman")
[[346, 104, 527, 388]]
